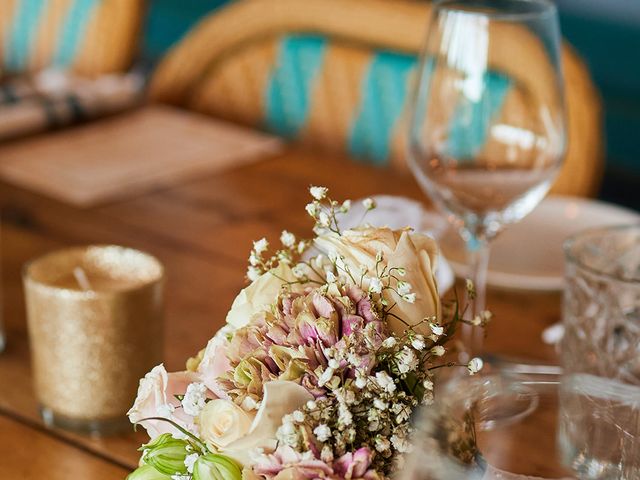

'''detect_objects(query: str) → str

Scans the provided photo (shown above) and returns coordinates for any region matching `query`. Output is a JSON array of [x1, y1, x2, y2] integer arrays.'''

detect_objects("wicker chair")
[[0, 0, 143, 77], [152, 0, 602, 197]]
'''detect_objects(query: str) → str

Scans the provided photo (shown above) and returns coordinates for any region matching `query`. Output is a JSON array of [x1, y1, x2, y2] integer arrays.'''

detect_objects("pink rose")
[[254, 445, 379, 480], [198, 326, 234, 399], [334, 448, 372, 479], [127, 364, 198, 438], [253, 446, 333, 479]]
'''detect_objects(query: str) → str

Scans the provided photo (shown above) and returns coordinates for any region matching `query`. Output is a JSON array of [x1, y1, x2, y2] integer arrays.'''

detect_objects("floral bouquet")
[[127, 187, 485, 480]]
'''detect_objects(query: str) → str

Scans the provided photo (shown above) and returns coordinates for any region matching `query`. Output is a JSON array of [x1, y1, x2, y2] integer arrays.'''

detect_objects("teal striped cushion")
[[262, 34, 512, 166], [3, 0, 103, 73], [349, 51, 416, 165], [265, 35, 327, 139]]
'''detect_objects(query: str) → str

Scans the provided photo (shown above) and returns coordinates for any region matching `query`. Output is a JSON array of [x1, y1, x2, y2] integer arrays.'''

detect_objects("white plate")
[[441, 195, 640, 292]]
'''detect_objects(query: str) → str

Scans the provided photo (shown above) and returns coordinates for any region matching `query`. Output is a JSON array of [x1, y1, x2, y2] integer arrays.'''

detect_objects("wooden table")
[[0, 146, 561, 479]]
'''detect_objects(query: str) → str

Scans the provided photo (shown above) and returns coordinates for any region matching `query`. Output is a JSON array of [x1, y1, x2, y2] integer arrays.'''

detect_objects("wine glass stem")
[[464, 237, 490, 356]]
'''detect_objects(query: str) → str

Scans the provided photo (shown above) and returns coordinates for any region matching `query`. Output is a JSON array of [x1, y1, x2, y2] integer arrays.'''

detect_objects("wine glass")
[[408, 0, 566, 355]]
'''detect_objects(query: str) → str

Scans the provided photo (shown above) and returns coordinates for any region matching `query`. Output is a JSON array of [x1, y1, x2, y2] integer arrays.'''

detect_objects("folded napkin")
[[0, 69, 144, 142]]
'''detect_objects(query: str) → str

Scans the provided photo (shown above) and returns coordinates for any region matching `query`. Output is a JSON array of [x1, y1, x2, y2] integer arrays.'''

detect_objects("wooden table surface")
[[0, 145, 561, 479]]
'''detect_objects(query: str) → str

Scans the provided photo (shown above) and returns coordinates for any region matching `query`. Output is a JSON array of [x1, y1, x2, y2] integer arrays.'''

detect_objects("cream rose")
[[200, 399, 254, 449], [226, 263, 298, 329], [315, 226, 440, 335], [200, 380, 313, 466]]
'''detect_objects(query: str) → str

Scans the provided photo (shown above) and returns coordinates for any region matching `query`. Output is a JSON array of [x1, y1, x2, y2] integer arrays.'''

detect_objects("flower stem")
[[463, 235, 490, 359]]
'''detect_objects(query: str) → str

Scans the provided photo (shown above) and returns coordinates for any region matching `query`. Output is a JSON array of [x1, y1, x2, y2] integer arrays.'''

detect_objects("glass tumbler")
[[559, 225, 640, 479], [402, 373, 573, 480]]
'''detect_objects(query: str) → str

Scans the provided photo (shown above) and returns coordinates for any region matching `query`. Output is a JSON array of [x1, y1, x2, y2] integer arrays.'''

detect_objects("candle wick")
[[73, 267, 92, 291]]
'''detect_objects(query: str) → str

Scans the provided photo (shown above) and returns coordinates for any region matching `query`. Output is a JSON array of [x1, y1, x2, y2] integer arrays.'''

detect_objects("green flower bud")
[[141, 433, 190, 476], [193, 454, 242, 480], [126, 465, 170, 480]]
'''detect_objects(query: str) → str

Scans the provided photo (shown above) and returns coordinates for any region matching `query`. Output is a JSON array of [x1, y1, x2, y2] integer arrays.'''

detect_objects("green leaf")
[[126, 465, 171, 480], [192, 454, 242, 480]]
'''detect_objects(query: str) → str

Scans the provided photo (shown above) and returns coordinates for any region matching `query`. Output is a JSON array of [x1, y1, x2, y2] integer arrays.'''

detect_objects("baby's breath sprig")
[[306, 188, 344, 236], [246, 232, 312, 282], [352, 251, 418, 333], [305, 186, 372, 237], [465, 279, 476, 299]]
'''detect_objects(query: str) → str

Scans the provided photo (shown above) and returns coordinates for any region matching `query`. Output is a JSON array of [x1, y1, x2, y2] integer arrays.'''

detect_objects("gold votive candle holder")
[[23, 245, 164, 434]]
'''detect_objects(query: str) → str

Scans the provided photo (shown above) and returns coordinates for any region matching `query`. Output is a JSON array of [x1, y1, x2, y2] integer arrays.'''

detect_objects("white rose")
[[226, 263, 298, 329], [315, 226, 440, 335], [199, 399, 254, 449], [200, 381, 313, 466]]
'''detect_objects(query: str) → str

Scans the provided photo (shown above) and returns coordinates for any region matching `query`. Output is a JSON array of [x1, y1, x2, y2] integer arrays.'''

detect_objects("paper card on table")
[[0, 105, 283, 207]]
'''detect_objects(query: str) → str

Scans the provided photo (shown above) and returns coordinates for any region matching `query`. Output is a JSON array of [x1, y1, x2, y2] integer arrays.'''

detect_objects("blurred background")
[[144, 0, 640, 208], [0, 0, 637, 209], [0, 3, 638, 476]]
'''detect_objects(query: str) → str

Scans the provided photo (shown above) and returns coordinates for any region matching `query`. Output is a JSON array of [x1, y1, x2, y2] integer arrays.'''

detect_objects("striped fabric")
[[348, 51, 417, 165], [265, 36, 327, 139], [262, 35, 511, 166], [0, 0, 142, 77], [153, 0, 602, 197], [446, 72, 512, 161]]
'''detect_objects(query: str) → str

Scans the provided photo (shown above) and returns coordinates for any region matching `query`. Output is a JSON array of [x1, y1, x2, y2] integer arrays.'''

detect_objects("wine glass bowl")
[[408, 0, 566, 352]]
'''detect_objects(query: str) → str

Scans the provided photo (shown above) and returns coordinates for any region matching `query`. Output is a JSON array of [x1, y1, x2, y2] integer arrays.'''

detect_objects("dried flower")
[[314, 424, 332, 442], [181, 382, 208, 417], [280, 230, 296, 248], [465, 279, 476, 299], [430, 323, 444, 336], [306, 202, 320, 218], [362, 198, 377, 210], [368, 277, 383, 294], [375, 371, 396, 393], [402, 293, 416, 304], [397, 281, 412, 296], [467, 357, 484, 375], [411, 335, 426, 351], [246, 266, 261, 282], [431, 346, 445, 357], [253, 238, 269, 254], [319, 211, 331, 227], [382, 337, 397, 349], [310, 186, 329, 200], [129, 186, 485, 480]]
